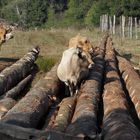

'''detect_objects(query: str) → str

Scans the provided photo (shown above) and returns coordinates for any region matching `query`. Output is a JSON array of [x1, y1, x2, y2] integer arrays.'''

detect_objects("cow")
[[68, 34, 94, 65], [0, 25, 13, 44], [57, 47, 92, 97]]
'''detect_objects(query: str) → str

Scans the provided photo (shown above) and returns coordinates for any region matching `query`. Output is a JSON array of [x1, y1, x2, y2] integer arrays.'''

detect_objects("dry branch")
[[2, 64, 62, 128], [0, 47, 39, 95]]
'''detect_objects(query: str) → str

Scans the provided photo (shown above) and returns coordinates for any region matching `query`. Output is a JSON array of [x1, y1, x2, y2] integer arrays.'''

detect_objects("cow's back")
[[57, 48, 79, 82]]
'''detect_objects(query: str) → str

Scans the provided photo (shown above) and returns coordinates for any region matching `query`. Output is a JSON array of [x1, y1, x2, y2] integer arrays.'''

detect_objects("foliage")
[[0, 0, 139, 28]]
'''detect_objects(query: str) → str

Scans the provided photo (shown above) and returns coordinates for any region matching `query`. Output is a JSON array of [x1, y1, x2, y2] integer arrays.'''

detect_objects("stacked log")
[[0, 47, 39, 95], [0, 75, 33, 119], [52, 97, 76, 132], [0, 98, 16, 119], [1, 64, 62, 128], [65, 35, 108, 139], [4, 74, 32, 99], [117, 56, 140, 119], [102, 37, 140, 139]]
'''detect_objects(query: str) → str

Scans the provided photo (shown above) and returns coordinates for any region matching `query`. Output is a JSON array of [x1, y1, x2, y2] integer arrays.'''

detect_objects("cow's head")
[[78, 37, 94, 54], [69, 34, 94, 54], [76, 47, 94, 68], [0, 25, 14, 44]]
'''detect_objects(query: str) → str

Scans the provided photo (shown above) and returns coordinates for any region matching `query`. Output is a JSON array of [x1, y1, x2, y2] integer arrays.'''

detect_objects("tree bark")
[[1, 64, 62, 128], [0, 47, 39, 95], [4, 74, 32, 99], [0, 98, 16, 119], [52, 97, 76, 132], [117, 56, 140, 120], [101, 37, 140, 139]]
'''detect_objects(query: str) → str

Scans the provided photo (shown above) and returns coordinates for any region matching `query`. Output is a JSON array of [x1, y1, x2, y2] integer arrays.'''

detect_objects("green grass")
[[35, 56, 57, 72]]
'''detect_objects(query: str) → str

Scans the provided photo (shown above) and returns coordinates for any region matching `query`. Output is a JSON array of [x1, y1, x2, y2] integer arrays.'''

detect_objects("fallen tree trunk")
[[52, 97, 76, 132], [0, 47, 39, 95], [4, 74, 32, 99], [117, 56, 140, 119], [44, 106, 59, 131], [66, 34, 108, 139], [0, 122, 84, 140], [0, 98, 16, 119], [102, 37, 140, 140], [2, 64, 62, 128]]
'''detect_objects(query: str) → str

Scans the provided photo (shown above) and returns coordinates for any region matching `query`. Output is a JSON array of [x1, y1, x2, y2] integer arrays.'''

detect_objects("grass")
[[35, 56, 57, 72], [0, 27, 139, 70]]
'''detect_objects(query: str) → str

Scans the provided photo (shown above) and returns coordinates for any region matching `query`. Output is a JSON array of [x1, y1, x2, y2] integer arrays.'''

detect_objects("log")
[[0, 122, 84, 140], [0, 47, 39, 95], [44, 106, 59, 130], [101, 37, 140, 139], [52, 97, 76, 132], [66, 35, 108, 139], [0, 98, 16, 119], [117, 56, 140, 119], [1, 64, 62, 128], [4, 74, 32, 99]]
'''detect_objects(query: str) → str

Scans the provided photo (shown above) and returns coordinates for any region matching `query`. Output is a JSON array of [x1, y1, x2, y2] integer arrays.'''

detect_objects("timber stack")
[[0, 35, 139, 140]]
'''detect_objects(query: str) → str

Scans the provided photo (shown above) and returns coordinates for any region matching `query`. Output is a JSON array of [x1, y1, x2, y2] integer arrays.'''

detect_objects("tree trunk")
[[0, 98, 16, 119], [4, 74, 32, 99], [52, 97, 76, 132], [117, 56, 140, 120], [101, 37, 140, 139], [0, 47, 39, 95], [1, 64, 62, 128]]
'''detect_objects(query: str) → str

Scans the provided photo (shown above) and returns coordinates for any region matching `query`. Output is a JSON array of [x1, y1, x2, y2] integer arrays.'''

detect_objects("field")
[[0, 28, 140, 67], [0, 30, 140, 139]]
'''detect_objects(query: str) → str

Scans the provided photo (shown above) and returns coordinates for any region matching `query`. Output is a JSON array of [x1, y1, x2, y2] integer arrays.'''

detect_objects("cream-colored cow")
[[0, 25, 13, 44]]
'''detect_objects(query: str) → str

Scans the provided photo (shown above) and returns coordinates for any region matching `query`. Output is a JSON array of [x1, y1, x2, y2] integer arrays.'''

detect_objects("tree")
[[64, 0, 94, 25], [25, 0, 48, 27]]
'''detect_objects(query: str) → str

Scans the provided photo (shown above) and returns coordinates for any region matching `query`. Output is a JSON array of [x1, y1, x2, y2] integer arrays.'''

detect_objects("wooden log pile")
[[0, 98, 16, 119], [1, 64, 62, 128], [0, 35, 139, 140], [52, 97, 76, 132], [4, 74, 32, 99], [101, 37, 140, 139], [0, 47, 39, 95], [65, 35, 108, 139], [117, 56, 140, 119]]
